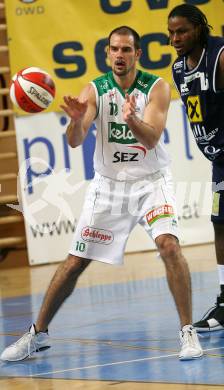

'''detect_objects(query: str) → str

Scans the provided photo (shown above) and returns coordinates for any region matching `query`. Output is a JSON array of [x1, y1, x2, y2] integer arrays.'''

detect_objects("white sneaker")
[[179, 324, 203, 360], [0, 324, 51, 362]]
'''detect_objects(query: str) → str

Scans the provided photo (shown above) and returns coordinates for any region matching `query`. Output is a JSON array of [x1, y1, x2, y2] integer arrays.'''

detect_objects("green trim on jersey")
[[92, 70, 160, 97], [92, 74, 112, 97]]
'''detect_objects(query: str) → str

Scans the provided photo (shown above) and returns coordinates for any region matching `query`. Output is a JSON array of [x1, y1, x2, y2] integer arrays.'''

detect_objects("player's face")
[[168, 16, 201, 56], [108, 33, 141, 77]]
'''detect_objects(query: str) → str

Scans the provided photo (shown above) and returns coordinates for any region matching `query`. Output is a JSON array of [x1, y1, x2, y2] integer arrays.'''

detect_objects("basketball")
[[10, 67, 56, 113]]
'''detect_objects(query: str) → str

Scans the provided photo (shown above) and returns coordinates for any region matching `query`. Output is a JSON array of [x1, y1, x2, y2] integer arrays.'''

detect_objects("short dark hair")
[[108, 26, 141, 50], [168, 4, 212, 45]]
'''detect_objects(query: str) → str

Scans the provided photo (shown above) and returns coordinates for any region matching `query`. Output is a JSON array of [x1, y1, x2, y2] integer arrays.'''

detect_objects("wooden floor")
[[0, 243, 217, 299], [0, 378, 223, 390], [0, 243, 223, 390]]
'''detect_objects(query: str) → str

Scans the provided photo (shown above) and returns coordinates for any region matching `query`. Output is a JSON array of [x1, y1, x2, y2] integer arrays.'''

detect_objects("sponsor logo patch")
[[81, 227, 114, 245], [212, 192, 220, 216], [112, 146, 147, 163], [174, 60, 183, 70], [108, 122, 137, 144], [146, 205, 174, 226], [187, 96, 203, 123], [137, 80, 148, 88]]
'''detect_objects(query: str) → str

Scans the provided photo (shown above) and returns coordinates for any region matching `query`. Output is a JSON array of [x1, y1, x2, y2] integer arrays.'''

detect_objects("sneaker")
[[0, 324, 51, 362], [193, 296, 224, 332], [179, 325, 203, 360]]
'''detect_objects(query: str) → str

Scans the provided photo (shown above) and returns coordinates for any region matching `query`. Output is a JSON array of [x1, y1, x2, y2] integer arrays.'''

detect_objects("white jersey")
[[91, 70, 170, 180]]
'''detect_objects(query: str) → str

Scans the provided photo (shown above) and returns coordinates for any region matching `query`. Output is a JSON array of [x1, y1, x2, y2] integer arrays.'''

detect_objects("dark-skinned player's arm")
[[60, 83, 97, 148], [217, 50, 224, 90], [123, 79, 170, 150]]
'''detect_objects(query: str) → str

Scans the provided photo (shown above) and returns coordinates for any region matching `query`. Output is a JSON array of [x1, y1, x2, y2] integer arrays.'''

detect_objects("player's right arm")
[[60, 83, 97, 148], [217, 49, 224, 90]]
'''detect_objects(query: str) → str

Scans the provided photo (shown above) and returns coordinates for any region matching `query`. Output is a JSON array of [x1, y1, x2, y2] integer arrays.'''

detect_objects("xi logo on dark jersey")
[[187, 96, 203, 123]]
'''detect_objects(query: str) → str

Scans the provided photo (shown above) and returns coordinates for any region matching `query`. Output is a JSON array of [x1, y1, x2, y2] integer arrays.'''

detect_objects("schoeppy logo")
[[108, 122, 137, 144], [81, 227, 114, 245]]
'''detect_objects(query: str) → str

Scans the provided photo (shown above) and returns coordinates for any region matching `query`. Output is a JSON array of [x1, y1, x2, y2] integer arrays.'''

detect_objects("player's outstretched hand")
[[60, 95, 88, 122]]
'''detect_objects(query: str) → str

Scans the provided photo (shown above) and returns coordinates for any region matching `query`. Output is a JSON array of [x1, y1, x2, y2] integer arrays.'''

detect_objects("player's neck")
[[113, 69, 137, 92], [186, 45, 204, 70]]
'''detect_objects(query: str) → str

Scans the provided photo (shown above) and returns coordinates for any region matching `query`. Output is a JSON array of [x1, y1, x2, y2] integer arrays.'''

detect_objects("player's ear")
[[136, 48, 142, 61]]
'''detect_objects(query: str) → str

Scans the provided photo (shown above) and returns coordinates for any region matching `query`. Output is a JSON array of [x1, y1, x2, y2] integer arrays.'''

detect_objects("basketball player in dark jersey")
[[168, 4, 224, 331]]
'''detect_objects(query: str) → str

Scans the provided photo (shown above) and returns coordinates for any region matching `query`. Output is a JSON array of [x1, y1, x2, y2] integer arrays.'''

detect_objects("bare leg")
[[35, 255, 91, 332], [155, 234, 192, 327], [213, 223, 224, 265]]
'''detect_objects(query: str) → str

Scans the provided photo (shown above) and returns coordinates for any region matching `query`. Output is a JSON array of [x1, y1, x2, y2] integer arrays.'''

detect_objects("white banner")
[[13, 100, 213, 265]]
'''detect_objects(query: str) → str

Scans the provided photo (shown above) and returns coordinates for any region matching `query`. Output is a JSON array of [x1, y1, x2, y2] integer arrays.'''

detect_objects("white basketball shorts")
[[69, 167, 179, 265]]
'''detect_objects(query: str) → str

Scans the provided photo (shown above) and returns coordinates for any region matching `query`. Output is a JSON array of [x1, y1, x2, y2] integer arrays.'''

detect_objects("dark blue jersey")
[[172, 36, 224, 161]]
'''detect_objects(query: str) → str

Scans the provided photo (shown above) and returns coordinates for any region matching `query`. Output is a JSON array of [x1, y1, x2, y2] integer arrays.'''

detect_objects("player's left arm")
[[217, 50, 224, 90], [123, 79, 170, 150]]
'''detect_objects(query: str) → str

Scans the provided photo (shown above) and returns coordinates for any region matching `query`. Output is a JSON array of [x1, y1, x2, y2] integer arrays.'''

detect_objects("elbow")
[[143, 126, 161, 150], [67, 138, 76, 148], [68, 142, 78, 148], [66, 128, 87, 148], [145, 143, 156, 150], [145, 138, 159, 150], [145, 128, 163, 149], [68, 141, 80, 148], [66, 136, 80, 148]]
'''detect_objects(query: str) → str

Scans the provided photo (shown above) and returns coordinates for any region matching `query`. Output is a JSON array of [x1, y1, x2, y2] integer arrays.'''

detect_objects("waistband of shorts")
[[94, 166, 171, 183]]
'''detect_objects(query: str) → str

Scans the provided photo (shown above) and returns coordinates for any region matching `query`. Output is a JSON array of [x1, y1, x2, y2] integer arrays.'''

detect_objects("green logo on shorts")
[[108, 122, 137, 144], [75, 241, 86, 252]]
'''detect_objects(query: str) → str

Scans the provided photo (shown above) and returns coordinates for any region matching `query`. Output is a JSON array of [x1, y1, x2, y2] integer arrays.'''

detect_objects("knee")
[[156, 234, 180, 262], [64, 255, 90, 276]]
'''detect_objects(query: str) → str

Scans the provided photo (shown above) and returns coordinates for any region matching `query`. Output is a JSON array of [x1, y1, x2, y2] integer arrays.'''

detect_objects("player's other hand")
[[123, 93, 136, 122], [60, 95, 88, 122]]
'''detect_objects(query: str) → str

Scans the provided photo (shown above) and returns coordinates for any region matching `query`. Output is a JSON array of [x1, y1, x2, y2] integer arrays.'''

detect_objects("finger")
[[63, 96, 70, 104], [63, 95, 77, 106], [125, 93, 130, 102], [60, 105, 70, 115], [67, 96, 78, 104], [131, 94, 136, 104]]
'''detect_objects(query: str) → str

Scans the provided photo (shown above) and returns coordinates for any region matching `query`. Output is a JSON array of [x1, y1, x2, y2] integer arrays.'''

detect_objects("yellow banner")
[[5, 0, 224, 114]]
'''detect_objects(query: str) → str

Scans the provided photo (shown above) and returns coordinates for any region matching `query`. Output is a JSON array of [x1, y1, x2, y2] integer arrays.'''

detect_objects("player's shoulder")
[[92, 72, 110, 84], [91, 72, 114, 95], [78, 82, 96, 102], [135, 70, 161, 94], [207, 35, 224, 48], [206, 36, 224, 57], [137, 70, 160, 83], [206, 36, 224, 68]]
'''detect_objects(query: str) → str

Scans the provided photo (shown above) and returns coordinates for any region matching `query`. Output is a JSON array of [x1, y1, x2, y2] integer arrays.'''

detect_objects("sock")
[[217, 265, 224, 298]]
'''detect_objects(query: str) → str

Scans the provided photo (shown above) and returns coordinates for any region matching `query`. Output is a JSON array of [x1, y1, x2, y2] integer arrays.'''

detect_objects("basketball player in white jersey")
[[1, 26, 202, 362]]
